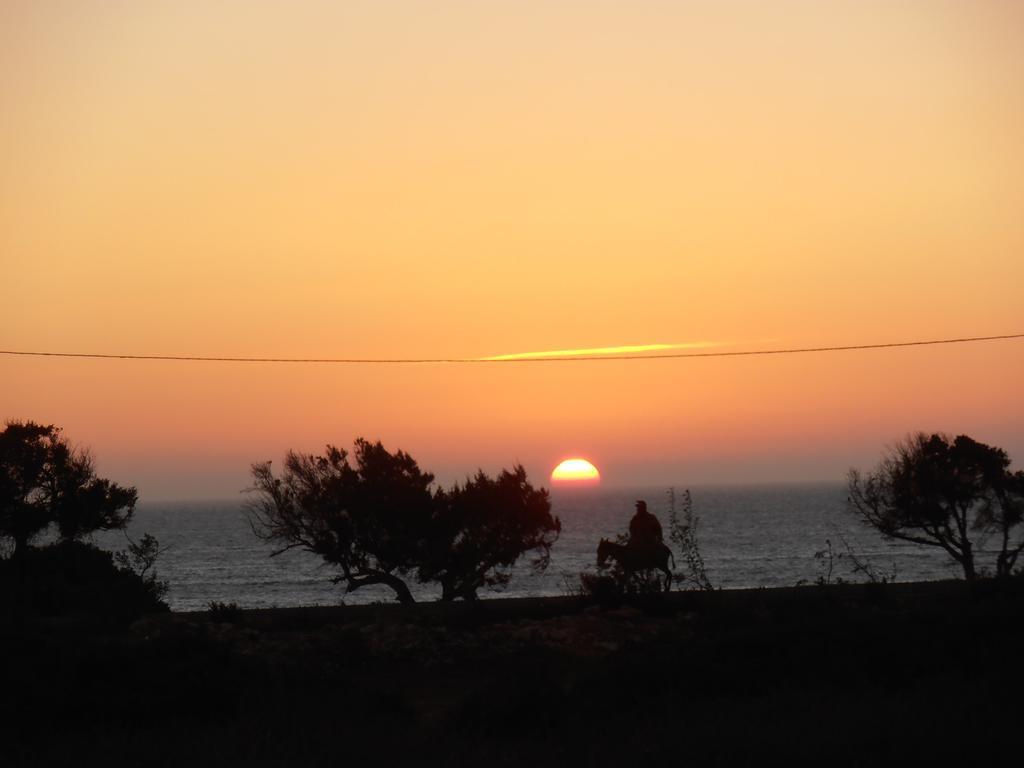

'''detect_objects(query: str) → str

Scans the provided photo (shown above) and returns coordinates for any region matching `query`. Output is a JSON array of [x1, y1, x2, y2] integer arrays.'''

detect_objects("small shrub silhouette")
[[0, 540, 169, 624], [577, 571, 623, 606], [207, 601, 243, 622], [667, 489, 713, 591]]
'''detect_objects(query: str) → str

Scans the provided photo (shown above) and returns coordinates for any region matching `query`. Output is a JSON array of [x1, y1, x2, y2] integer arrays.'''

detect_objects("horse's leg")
[[662, 565, 672, 592]]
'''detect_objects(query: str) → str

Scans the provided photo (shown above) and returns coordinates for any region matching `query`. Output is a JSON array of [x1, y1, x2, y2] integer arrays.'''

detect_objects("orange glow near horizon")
[[551, 459, 601, 485], [1, 1, 1023, 499]]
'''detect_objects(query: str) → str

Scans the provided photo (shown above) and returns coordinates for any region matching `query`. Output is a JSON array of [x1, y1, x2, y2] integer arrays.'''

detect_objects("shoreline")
[[158, 577, 979, 622]]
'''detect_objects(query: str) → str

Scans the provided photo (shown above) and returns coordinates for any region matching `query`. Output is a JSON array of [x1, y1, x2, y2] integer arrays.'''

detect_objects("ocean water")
[[94, 484, 962, 611]]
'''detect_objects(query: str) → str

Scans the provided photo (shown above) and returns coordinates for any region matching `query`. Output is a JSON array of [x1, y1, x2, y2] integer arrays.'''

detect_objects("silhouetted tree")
[[0, 420, 167, 618], [0, 420, 137, 559], [420, 466, 560, 600], [848, 433, 1024, 581], [982, 468, 1024, 578], [247, 439, 435, 604], [248, 443, 560, 603]]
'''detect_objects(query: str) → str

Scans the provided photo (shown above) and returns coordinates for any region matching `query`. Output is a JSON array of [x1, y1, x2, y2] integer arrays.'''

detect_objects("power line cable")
[[0, 333, 1021, 364]]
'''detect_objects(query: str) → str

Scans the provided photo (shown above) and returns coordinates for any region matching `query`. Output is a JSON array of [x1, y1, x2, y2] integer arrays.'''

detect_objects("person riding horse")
[[595, 500, 674, 591], [628, 500, 663, 552]]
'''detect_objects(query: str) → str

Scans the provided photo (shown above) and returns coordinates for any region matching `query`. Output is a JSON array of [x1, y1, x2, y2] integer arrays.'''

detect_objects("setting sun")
[[551, 459, 601, 485]]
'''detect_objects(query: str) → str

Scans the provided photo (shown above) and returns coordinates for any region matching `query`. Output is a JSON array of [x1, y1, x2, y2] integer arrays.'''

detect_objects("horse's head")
[[596, 537, 610, 567]]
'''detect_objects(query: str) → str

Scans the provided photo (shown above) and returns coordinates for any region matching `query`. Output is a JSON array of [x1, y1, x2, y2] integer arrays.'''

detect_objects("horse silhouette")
[[597, 538, 675, 592]]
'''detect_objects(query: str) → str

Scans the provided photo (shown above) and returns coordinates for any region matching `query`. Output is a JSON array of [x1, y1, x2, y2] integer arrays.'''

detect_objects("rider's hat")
[[635, 500, 647, 512]]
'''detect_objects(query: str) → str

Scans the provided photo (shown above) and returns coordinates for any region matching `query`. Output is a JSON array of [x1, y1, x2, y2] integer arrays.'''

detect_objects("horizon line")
[[135, 479, 850, 504]]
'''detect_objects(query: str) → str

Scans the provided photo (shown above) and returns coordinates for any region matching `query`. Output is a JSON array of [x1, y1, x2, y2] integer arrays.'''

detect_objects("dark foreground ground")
[[3, 579, 1022, 767]]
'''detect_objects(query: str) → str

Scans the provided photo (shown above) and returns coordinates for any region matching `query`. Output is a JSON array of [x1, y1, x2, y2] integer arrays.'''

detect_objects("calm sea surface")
[[95, 484, 961, 611]]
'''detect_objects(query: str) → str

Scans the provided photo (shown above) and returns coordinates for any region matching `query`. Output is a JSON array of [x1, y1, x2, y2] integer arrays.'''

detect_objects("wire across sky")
[[0, 333, 1021, 365]]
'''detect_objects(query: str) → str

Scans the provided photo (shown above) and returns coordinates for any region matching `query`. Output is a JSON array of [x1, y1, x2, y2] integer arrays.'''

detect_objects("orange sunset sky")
[[2, 1, 1022, 500]]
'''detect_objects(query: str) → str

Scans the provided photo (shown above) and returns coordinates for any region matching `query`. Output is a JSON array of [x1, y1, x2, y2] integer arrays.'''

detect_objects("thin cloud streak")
[[479, 342, 722, 361]]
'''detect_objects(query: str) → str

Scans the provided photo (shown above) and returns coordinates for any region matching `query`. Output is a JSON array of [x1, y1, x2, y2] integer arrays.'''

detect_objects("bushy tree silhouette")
[[849, 433, 1024, 580], [421, 466, 560, 601], [0, 420, 136, 558], [0, 420, 166, 619], [247, 441, 560, 603], [247, 439, 435, 604]]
